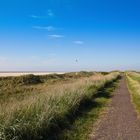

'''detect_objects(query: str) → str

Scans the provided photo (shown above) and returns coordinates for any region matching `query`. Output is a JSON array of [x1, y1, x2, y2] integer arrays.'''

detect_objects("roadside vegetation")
[[0, 72, 120, 140], [59, 76, 120, 140], [0, 71, 94, 101], [126, 72, 140, 114]]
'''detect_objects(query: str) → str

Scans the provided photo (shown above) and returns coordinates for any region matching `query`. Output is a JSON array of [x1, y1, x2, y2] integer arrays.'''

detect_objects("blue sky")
[[0, 0, 140, 71]]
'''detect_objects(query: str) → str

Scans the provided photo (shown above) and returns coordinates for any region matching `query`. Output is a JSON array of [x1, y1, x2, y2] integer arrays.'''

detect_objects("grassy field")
[[126, 72, 140, 114], [0, 71, 120, 140], [58, 77, 120, 140], [0, 71, 95, 101]]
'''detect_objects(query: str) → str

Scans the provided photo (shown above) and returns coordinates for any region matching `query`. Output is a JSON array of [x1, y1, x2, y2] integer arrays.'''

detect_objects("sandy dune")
[[0, 72, 65, 77]]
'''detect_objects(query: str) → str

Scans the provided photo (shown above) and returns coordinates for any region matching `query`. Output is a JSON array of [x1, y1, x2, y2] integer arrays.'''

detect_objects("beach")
[[0, 72, 65, 77]]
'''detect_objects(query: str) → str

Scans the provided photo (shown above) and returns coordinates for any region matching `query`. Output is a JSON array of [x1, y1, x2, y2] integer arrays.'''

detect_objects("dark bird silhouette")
[[75, 59, 78, 63]]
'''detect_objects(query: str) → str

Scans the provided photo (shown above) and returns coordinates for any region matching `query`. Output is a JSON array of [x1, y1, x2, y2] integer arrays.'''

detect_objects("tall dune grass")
[[0, 72, 95, 102], [0, 72, 120, 140], [126, 71, 140, 83], [126, 72, 140, 116]]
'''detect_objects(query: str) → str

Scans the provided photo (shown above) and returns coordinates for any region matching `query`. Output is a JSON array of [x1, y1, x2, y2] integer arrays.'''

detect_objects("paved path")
[[91, 76, 140, 140]]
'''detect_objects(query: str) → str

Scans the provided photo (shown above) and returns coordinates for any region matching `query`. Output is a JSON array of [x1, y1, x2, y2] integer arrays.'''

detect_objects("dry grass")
[[126, 72, 140, 116], [0, 72, 95, 103], [0, 72, 120, 140]]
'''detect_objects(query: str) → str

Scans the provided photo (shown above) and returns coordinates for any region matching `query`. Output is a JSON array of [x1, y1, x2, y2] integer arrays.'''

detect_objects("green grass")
[[58, 78, 120, 140], [0, 72, 95, 101], [126, 72, 140, 112], [0, 72, 120, 140], [126, 71, 140, 83]]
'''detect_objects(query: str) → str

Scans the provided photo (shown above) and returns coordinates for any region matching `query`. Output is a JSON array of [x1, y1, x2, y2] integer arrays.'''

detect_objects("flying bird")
[[75, 59, 78, 63]]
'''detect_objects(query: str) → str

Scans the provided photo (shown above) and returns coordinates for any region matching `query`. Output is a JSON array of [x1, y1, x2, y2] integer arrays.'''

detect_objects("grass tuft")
[[0, 72, 120, 140], [126, 72, 140, 113]]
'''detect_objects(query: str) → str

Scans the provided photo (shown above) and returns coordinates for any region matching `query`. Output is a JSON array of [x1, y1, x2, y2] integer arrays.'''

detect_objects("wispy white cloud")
[[29, 15, 47, 19], [73, 40, 84, 45], [47, 9, 54, 17], [30, 9, 54, 19], [48, 34, 64, 39], [32, 26, 55, 31], [30, 15, 39, 18]]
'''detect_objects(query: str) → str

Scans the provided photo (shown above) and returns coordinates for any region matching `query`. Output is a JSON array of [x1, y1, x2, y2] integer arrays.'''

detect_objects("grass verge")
[[58, 76, 120, 140], [0, 72, 120, 140], [126, 72, 140, 113]]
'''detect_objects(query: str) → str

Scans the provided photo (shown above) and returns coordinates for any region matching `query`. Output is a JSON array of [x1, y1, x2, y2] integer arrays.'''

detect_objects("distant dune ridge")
[[0, 72, 65, 77]]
